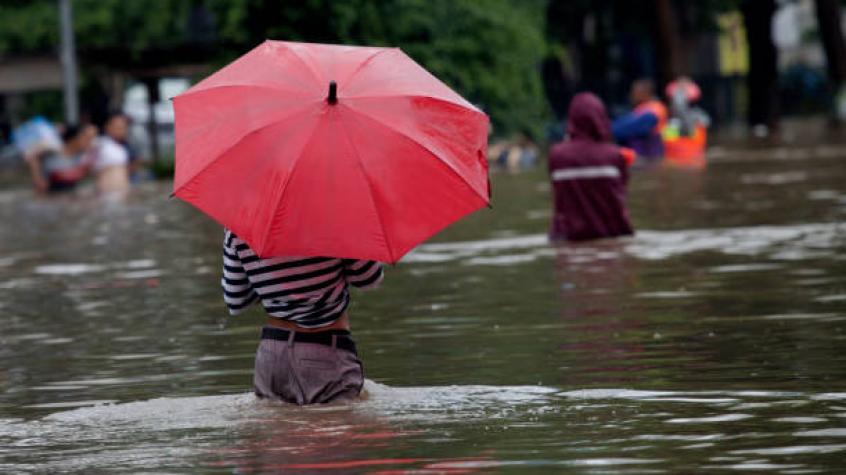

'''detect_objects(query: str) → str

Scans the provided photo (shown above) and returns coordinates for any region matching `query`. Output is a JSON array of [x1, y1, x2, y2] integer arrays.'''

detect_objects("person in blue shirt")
[[611, 79, 668, 160]]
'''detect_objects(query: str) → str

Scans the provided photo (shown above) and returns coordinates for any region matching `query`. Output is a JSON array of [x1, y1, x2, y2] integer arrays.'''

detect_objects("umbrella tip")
[[327, 80, 338, 105]]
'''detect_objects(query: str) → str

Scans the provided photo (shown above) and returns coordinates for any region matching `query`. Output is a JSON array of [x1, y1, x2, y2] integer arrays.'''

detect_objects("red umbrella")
[[172, 40, 490, 263]]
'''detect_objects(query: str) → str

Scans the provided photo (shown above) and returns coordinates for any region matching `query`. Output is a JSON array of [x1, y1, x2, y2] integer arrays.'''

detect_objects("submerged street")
[[1, 141, 845, 473]]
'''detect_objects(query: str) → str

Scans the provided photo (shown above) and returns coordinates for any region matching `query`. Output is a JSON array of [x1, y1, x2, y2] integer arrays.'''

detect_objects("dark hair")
[[61, 123, 95, 143], [61, 124, 83, 143], [104, 111, 127, 127]]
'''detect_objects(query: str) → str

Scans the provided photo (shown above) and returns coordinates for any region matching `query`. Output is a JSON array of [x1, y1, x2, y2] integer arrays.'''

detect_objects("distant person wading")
[[548, 92, 635, 241], [24, 124, 97, 195], [93, 112, 132, 198], [612, 79, 668, 160], [222, 230, 383, 405]]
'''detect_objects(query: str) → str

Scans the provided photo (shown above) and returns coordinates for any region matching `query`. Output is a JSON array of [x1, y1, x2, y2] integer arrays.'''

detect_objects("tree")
[[652, 0, 685, 86], [814, 0, 846, 122], [740, 0, 779, 131], [211, 0, 551, 137], [0, 0, 551, 138], [543, 0, 614, 115]]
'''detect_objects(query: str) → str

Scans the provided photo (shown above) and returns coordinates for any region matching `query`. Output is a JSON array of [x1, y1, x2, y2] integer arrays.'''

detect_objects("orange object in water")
[[620, 147, 636, 166], [663, 125, 706, 167]]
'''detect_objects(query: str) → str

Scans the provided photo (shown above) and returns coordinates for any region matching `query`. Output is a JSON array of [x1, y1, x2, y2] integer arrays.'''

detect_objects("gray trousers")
[[253, 330, 364, 405]]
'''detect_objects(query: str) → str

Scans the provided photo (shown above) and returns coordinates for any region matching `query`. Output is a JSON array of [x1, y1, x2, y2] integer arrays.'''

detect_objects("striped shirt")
[[221, 229, 383, 328]]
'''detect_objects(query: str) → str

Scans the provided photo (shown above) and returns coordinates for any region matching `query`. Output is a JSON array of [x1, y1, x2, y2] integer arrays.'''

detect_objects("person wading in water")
[[548, 92, 635, 241], [222, 230, 383, 405]]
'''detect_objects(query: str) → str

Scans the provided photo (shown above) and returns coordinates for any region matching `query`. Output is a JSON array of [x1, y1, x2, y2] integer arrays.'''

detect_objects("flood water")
[[1, 144, 845, 473]]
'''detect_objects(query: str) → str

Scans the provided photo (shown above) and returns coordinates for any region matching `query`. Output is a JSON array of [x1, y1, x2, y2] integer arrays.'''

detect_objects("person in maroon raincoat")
[[548, 92, 635, 241]]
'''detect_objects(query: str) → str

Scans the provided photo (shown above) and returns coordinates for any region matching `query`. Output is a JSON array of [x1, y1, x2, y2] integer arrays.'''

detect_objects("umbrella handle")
[[328, 81, 338, 105]]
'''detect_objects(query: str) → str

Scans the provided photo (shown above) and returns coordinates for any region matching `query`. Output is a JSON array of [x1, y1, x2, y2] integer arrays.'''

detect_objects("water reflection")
[[204, 401, 413, 473], [554, 240, 649, 386]]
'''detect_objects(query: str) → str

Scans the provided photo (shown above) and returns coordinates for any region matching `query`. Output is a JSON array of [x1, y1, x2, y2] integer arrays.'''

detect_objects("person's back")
[[549, 93, 634, 241], [222, 229, 383, 405]]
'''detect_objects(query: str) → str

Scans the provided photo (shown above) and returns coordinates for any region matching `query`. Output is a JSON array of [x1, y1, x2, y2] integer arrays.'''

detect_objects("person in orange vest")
[[611, 78, 668, 160]]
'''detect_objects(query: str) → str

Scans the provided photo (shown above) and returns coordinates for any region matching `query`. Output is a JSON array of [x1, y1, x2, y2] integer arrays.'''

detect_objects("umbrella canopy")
[[172, 40, 490, 263]]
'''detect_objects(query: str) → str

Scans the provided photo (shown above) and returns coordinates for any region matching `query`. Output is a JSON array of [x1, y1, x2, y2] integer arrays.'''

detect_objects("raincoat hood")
[[567, 92, 612, 143]]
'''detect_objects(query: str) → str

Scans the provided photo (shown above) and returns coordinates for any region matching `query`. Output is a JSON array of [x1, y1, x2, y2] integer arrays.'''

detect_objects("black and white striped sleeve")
[[342, 259, 384, 290], [222, 230, 258, 315]]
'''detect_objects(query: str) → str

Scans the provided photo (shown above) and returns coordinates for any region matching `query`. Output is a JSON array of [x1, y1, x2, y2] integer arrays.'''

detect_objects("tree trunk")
[[543, 1, 586, 118], [577, 7, 612, 99], [814, 0, 846, 121], [740, 0, 779, 130], [652, 0, 685, 87], [541, 56, 572, 121], [143, 78, 161, 166]]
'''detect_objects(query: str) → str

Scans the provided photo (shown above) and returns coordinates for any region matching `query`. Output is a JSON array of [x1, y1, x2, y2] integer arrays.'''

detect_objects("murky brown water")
[[1, 144, 845, 473]]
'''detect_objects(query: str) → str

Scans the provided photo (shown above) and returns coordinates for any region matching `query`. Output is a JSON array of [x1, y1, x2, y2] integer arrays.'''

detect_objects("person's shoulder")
[[223, 228, 246, 247], [551, 140, 608, 161], [96, 136, 129, 164], [549, 140, 568, 152], [597, 142, 622, 153], [593, 143, 628, 163], [548, 140, 573, 160], [100, 136, 127, 153]]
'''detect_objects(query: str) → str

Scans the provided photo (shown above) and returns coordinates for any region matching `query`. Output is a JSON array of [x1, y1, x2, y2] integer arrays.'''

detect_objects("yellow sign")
[[718, 12, 749, 75]]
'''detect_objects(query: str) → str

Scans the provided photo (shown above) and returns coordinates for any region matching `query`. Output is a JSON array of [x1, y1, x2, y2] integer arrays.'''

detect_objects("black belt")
[[261, 327, 357, 354]]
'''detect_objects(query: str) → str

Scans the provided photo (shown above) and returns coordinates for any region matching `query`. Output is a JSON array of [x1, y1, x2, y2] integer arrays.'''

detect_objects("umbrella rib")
[[344, 48, 395, 85], [172, 105, 313, 197], [337, 109, 395, 263], [187, 40, 318, 95], [177, 83, 312, 101], [345, 106, 489, 205], [257, 111, 326, 257], [345, 93, 480, 112], [282, 44, 325, 87]]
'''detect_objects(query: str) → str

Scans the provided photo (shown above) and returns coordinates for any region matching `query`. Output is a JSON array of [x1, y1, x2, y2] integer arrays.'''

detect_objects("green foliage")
[[18, 90, 63, 119], [682, 0, 743, 32], [0, 1, 58, 54], [206, 0, 552, 135], [0, 0, 551, 137], [0, 0, 192, 57], [370, 0, 550, 137], [71, 0, 192, 56]]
